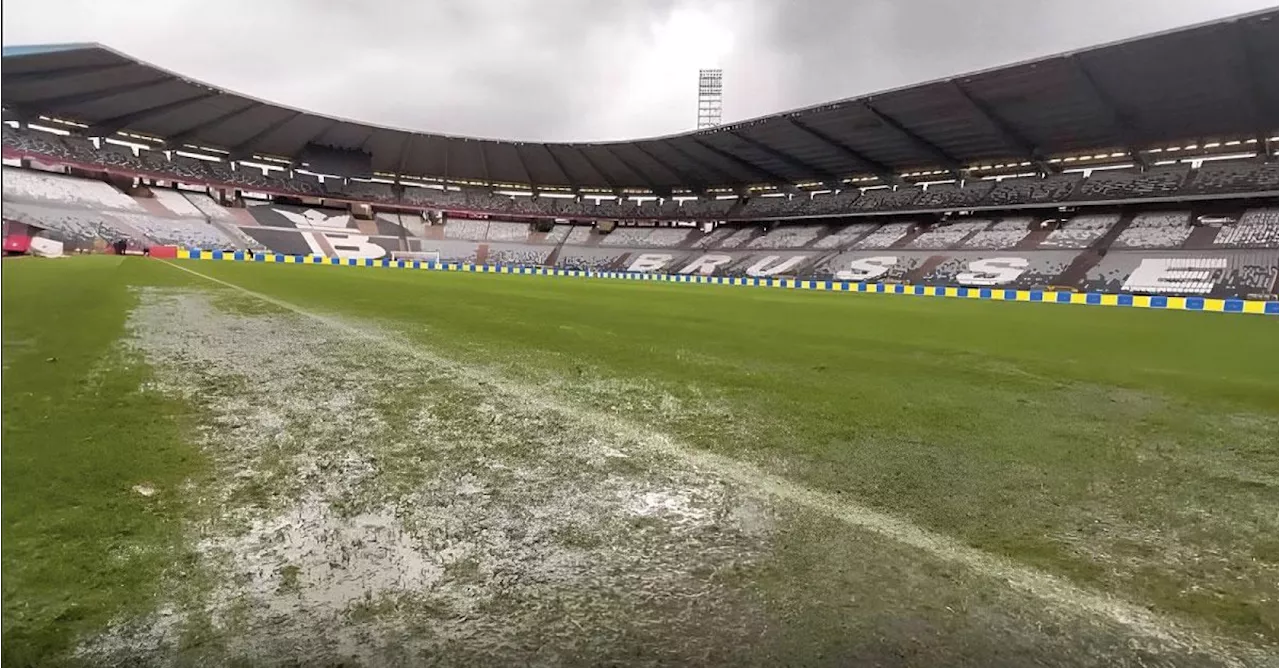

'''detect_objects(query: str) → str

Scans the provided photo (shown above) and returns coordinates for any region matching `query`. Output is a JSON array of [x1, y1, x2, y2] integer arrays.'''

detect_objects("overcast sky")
[[3, 0, 1276, 142]]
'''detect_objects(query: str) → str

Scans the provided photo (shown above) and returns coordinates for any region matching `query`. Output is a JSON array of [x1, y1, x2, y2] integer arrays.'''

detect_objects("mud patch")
[[79, 288, 772, 666]]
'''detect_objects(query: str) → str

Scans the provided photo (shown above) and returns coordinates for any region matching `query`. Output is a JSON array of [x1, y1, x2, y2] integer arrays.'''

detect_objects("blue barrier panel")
[[1117, 294, 1134, 307], [1184, 297, 1205, 311], [1223, 299, 1245, 313]]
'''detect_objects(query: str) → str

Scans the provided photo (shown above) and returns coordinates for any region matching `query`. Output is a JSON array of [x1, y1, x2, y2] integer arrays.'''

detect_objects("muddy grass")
[[75, 283, 1276, 667]]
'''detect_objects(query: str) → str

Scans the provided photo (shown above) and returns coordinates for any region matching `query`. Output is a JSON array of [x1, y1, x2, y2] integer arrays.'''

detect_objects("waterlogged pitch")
[[3, 256, 1276, 667]]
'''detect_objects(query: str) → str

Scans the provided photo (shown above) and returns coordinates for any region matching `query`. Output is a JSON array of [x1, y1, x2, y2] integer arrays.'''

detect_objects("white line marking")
[[160, 260, 1268, 663]]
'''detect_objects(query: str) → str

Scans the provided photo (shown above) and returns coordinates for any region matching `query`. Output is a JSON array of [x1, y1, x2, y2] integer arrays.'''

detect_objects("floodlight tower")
[[696, 69, 723, 130]]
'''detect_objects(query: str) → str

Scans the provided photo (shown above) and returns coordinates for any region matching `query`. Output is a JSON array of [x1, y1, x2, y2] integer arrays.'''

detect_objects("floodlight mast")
[[696, 69, 723, 130]]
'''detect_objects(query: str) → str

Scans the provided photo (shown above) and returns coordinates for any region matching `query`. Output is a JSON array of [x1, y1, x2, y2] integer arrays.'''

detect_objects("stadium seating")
[[852, 186, 922, 211], [714, 226, 759, 249], [912, 181, 994, 209], [1084, 250, 1278, 298], [1070, 165, 1189, 201], [1112, 211, 1192, 249], [1039, 214, 1120, 249], [600, 226, 661, 247], [853, 222, 914, 249], [3, 168, 144, 211], [150, 189, 206, 217], [182, 193, 237, 220], [812, 223, 877, 249], [798, 190, 862, 217], [918, 251, 1079, 289], [110, 212, 237, 249], [986, 173, 1081, 205], [907, 220, 989, 249], [564, 225, 594, 245], [556, 248, 625, 271], [326, 179, 397, 203], [747, 225, 823, 249], [3, 202, 136, 251], [1182, 159, 1278, 194], [485, 221, 531, 243], [1212, 208, 1279, 248], [961, 218, 1032, 249], [485, 245, 552, 266], [644, 228, 695, 247], [444, 218, 490, 241]]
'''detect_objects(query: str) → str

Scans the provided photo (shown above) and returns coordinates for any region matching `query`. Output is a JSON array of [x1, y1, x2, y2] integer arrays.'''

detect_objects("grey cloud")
[[3, 0, 1275, 142]]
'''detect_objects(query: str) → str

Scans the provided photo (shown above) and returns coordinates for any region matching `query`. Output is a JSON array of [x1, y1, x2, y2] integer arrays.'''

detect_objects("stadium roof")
[[2, 9, 1276, 192]]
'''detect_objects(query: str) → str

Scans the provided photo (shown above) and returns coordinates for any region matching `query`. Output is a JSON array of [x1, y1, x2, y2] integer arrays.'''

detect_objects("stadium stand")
[[556, 247, 624, 271], [919, 251, 1079, 289], [1112, 211, 1193, 249], [812, 223, 877, 249], [481, 221, 528, 243], [3, 202, 135, 251], [789, 190, 862, 217], [1040, 214, 1121, 249], [1181, 158, 1278, 195], [961, 218, 1032, 249], [1070, 165, 1190, 201], [2, 168, 144, 211], [853, 222, 915, 249], [110, 212, 236, 249], [747, 225, 823, 249], [443, 218, 490, 241], [150, 189, 206, 218], [484, 245, 552, 266], [182, 192, 237, 220], [907, 220, 989, 249], [1213, 208, 1279, 248], [600, 227, 660, 247], [912, 181, 994, 209], [564, 225, 594, 245], [986, 173, 1082, 205], [644, 228, 695, 247], [326, 179, 397, 203], [852, 187, 921, 211], [1084, 250, 1278, 298], [715, 226, 759, 249]]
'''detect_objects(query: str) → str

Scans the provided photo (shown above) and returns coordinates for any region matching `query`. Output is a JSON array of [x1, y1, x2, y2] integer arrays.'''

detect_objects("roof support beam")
[[540, 143, 580, 187], [659, 140, 742, 186], [727, 130, 842, 183], [949, 81, 1057, 174], [687, 137, 792, 186], [784, 117, 898, 184], [629, 143, 707, 191], [164, 102, 259, 148], [392, 134, 413, 181], [861, 101, 963, 176], [88, 90, 222, 137], [595, 145, 666, 194], [510, 144, 536, 188], [16, 77, 172, 110], [472, 142, 491, 183], [567, 146, 622, 191], [227, 111, 302, 161], [1065, 55, 1148, 168]]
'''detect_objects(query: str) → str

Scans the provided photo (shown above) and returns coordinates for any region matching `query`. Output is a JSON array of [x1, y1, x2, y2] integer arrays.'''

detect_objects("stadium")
[[1, 6, 1277, 667]]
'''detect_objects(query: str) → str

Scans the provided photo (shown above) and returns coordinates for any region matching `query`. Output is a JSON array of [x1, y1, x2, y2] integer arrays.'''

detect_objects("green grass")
[[2, 256, 1275, 663], [186, 260, 1278, 641], [1, 257, 207, 666]]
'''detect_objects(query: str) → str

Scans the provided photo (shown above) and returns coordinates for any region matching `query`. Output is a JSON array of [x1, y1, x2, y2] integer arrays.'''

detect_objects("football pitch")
[[3, 256, 1276, 667]]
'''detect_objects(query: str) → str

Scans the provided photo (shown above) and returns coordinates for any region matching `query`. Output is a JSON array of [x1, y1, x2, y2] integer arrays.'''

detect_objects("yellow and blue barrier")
[[174, 249, 1279, 315]]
